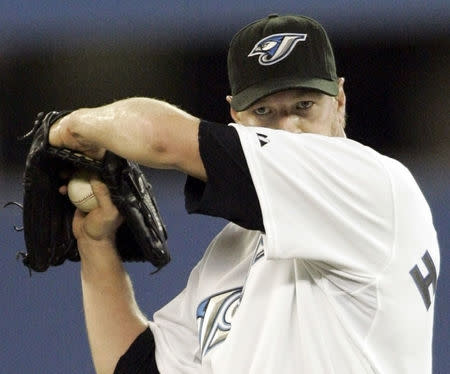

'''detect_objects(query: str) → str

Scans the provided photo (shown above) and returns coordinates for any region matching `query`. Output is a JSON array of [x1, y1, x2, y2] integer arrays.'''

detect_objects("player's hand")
[[72, 177, 123, 244], [59, 175, 123, 245], [49, 111, 106, 160]]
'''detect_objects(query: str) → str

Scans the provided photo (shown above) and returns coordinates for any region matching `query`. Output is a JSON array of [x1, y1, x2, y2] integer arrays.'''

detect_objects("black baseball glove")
[[11, 111, 170, 273]]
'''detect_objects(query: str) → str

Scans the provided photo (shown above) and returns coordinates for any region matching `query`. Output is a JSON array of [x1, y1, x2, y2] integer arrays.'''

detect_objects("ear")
[[336, 78, 347, 128], [226, 95, 240, 123]]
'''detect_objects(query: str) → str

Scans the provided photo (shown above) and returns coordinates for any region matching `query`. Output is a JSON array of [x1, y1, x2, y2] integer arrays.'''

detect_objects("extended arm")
[[70, 178, 150, 374], [49, 97, 206, 181]]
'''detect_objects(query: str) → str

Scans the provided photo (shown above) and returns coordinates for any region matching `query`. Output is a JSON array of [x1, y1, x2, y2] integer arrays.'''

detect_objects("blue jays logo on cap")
[[248, 33, 307, 66]]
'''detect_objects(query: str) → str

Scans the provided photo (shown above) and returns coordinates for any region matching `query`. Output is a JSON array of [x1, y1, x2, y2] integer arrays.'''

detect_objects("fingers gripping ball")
[[68, 170, 99, 212]]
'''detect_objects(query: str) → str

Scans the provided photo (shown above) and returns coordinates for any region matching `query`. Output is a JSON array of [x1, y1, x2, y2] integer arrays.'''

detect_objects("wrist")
[[78, 237, 124, 281], [66, 108, 107, 160]]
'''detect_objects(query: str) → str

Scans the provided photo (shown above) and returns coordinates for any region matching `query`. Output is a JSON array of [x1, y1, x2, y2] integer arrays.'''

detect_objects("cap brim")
[[230, 76, 339, 111]]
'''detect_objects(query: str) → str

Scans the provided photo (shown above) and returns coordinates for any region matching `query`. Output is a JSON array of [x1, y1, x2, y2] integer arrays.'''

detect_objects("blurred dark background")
[[0, 1, 448, 373]]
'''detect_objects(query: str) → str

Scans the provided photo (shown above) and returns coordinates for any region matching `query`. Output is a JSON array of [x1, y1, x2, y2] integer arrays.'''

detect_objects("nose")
[[276, 114, 302, 132]]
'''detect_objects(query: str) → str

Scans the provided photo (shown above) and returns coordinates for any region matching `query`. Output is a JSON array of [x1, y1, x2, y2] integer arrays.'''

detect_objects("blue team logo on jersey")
[[196, 288, 242, 358], [195, 236, 265, 359], [248, 33, 307, 65]]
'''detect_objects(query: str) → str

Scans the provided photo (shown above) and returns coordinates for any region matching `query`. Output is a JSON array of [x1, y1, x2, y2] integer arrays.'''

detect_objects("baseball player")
[[49, 14, 440, 373]]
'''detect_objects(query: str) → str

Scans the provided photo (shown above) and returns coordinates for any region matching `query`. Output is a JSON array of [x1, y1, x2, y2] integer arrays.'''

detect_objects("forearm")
[[52, 97, 205, 179], [79, 238, 148, 374]]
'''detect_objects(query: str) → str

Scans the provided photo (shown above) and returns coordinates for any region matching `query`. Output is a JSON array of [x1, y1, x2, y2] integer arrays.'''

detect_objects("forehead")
[[251, 89, 325, 107]]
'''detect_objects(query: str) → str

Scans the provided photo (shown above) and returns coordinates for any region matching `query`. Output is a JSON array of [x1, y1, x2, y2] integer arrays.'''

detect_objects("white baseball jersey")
[[149, 124, 440, 373]]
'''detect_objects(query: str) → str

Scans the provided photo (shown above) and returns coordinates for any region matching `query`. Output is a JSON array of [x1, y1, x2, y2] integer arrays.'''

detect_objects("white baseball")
[[67, 170, 99, 213]]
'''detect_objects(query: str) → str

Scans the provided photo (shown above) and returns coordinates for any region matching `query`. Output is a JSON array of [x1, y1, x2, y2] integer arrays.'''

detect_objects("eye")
[[296, 101, 313, 110], [253, 106, 271, 116]]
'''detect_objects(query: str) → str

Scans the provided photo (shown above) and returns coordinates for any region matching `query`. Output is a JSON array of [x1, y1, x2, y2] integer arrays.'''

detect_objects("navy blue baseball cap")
[[228, 14, 339, 111]]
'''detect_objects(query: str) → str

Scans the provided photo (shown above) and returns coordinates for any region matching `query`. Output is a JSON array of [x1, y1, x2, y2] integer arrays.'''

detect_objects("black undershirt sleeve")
[[113, 327, 159, 374], [185, 120, 264, 232]]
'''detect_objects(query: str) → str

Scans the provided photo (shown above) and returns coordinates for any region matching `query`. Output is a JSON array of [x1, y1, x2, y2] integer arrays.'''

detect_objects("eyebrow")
[[252, 91, 322, 107]]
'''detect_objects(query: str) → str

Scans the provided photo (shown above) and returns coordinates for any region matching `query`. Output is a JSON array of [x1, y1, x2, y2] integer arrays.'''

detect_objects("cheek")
[[245, 118, 263, 127], [301, 112, 334, 135], [234, 113, 259, 126], [315, 103, 339, 135], [241, 116, 275, 128]]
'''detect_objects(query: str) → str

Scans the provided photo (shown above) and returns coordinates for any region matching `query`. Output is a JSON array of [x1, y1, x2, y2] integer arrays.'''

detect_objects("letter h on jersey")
[[409, 250, 437, 310]]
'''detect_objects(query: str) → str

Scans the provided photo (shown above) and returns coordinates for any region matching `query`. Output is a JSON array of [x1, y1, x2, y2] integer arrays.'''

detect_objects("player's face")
[[228, 78, 346, 137]]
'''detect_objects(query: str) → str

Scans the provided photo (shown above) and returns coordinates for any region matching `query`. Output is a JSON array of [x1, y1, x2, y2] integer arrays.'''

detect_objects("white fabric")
[[150, 124, 440, 373]]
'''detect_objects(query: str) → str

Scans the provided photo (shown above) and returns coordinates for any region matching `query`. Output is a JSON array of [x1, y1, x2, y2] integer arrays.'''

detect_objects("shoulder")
[[230, 123, 383, 164], [231, 124, 392, 190]]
